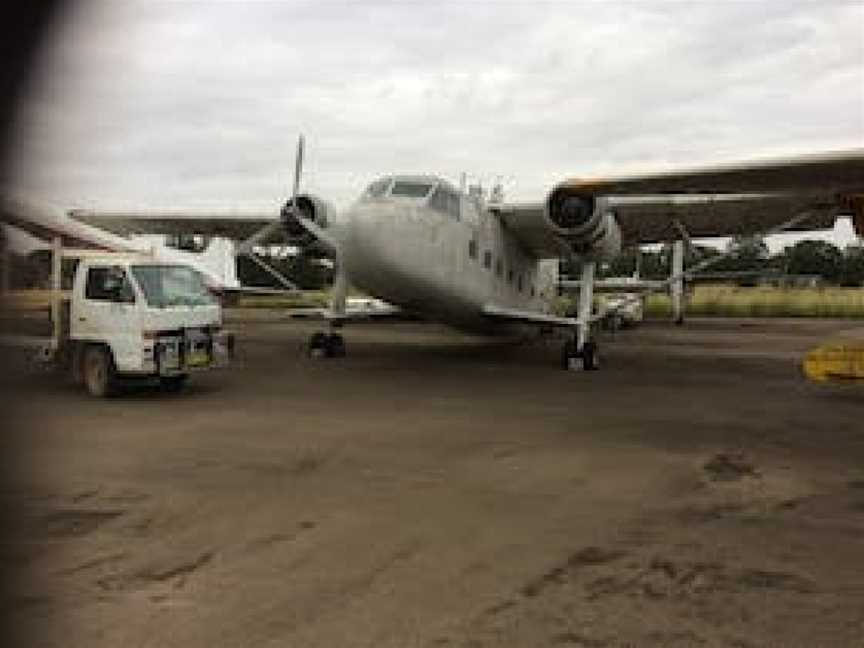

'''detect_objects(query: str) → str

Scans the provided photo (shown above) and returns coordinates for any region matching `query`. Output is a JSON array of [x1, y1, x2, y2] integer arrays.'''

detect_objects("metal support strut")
[[671, 239, 686, 325], [562, 260, 599, 371], [308, 262, 347, 359], [329, 264, 347, 323], [576, 260, 595, 351], [51, 236, 62, 351]]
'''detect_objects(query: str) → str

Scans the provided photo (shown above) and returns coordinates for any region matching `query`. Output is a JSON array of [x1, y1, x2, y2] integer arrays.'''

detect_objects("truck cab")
[[69, 255, 233, 396]]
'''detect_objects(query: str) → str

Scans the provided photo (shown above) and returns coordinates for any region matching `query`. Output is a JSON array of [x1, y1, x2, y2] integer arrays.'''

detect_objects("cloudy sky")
[[4, 0, 863, 247]]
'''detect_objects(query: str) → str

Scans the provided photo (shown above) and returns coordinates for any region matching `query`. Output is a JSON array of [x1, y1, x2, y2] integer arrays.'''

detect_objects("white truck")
[[2, 245, 234, 397]]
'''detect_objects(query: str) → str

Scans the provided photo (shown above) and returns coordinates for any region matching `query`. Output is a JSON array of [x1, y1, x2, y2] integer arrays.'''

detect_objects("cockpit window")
[[390, 181, 434, 198], [365, 178, 392, 198]]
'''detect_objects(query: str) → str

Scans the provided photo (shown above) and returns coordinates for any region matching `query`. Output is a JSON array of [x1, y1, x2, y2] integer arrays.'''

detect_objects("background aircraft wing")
[[494, 149, 864, 256], [69, 209, 280, 241], [482, 303, 577, 328], [290, 303, 401, 322], [1, 195, 140, 251]]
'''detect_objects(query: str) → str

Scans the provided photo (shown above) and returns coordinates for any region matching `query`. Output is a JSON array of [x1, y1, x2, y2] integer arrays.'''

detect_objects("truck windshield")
[[130, 265, 217, 308]]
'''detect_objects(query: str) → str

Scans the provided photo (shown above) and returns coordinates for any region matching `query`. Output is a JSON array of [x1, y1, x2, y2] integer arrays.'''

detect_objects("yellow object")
[[803, 341, 864, 383]]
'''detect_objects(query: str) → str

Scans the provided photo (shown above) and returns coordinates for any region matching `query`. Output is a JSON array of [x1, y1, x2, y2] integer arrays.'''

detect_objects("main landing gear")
[[307, 331, 346, 358], [563, 258, 600, 371]]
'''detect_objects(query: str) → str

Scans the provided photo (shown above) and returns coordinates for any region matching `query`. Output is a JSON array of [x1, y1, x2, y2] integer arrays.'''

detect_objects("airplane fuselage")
[[330, 176, 558, 334]]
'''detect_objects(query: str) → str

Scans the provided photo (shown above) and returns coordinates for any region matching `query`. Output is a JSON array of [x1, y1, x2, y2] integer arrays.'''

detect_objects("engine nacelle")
[[280, 193, 332, 246], [545, 187, 622, 261]]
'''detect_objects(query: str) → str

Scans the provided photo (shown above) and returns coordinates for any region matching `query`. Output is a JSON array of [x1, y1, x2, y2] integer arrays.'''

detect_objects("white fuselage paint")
[[326, 176, 558, 335]]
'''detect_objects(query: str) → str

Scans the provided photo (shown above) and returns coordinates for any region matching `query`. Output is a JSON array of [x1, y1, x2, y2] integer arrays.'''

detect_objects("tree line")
[[564, 238, 864, 287]]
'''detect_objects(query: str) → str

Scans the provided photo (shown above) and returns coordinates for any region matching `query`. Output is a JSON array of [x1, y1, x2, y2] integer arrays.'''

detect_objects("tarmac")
[[2, 314, 863, 647]]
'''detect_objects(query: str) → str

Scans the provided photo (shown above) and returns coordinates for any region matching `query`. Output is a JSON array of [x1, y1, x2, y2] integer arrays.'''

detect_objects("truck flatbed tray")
[[0, 335, 53, 349]]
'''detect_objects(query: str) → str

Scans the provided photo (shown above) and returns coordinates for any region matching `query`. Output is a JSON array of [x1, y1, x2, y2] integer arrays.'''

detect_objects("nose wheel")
[[308, 331, 346, 358], [562, 339, 599, 371]]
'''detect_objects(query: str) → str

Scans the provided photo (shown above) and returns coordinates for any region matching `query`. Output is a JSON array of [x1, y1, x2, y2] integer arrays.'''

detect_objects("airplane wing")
[[493, 149, 864, 255], [70, 205, 339, 257], [68, 209, 279, 240], [557, 149, 864, 196]]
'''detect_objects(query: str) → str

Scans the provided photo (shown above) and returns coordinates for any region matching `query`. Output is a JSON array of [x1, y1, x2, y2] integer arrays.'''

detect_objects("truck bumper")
[[147, 329, 234, 377]]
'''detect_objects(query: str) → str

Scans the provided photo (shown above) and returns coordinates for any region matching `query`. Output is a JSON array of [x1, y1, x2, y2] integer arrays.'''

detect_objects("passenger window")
[[483, 251, 492, 269], [85, 266, 136, 303], [468, 239, 478, 259]]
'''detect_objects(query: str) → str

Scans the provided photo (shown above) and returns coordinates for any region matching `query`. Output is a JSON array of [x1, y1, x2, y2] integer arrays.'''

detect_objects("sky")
[[3, 0, 863, 252]]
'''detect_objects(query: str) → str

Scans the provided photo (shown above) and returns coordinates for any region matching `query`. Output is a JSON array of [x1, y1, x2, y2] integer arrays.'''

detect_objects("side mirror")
[[117, 282, 136, 304]]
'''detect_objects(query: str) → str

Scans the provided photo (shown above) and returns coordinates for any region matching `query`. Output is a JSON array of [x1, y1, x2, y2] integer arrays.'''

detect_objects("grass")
[[643, 285, 864, 319]]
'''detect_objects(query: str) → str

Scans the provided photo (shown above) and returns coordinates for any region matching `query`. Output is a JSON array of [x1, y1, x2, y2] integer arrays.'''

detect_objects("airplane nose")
[[341, 202, 413, 290]]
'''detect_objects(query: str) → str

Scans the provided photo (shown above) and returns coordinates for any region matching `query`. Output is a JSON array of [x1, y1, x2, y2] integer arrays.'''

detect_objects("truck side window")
[[86, 267, 135, 303]]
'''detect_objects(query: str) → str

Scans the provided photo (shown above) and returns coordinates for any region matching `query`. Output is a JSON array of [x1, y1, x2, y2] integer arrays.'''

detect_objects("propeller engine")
[[545, 187, 622, 261], [280, 194, 332, 246]]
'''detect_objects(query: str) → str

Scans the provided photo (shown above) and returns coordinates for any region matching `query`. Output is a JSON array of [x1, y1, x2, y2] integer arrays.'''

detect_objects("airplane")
[[67, 138, 863, 370]]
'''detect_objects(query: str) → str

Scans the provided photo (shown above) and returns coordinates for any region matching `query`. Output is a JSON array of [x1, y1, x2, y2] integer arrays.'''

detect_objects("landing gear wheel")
[[308, 332, 346, 358], [83, 346, 119, 397], [561, 339, 600, 371], [581, 341, 599, 371], [308, 331, 328, 358], [160, 375, 188, 393], [325, 333, 346, 358]]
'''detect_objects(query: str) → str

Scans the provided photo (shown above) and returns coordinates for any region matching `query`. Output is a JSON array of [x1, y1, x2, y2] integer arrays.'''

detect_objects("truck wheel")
[[159, 375, 188, 393], [70, 346, 85, 385], [83, 346, 119, 398]]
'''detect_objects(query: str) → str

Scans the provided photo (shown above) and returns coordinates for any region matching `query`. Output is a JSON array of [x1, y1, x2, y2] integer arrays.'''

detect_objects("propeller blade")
[[239, 133, 306, 255], [291, 134, 305, 208]]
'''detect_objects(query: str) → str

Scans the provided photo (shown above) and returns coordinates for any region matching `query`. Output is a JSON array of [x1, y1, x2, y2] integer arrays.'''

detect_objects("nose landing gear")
[[562, 338, 599, 371], [308, 331, 346, 358]]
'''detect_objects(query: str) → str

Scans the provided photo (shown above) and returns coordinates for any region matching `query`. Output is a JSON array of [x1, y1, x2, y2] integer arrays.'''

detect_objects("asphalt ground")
[[1, 314, 863, 647]]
